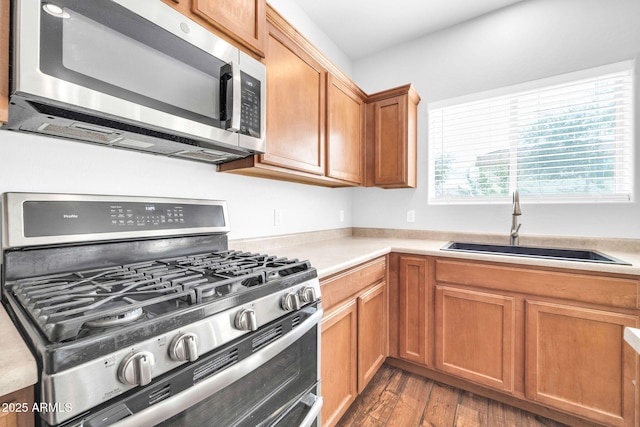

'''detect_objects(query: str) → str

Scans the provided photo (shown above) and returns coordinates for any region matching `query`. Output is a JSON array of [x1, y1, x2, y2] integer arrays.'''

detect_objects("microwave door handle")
[[226, 61, 242, 132]]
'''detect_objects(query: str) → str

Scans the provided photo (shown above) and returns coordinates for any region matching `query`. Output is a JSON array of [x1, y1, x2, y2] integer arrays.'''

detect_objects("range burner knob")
[[118, 351, 155, 386], [235, 308, 258, 331], [281, 293, 301, 311], [169, 333, 199, 362], [299, 286, 317, 303]]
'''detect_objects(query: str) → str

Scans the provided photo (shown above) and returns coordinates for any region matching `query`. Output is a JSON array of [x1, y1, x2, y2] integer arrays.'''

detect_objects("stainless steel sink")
[[441, 241, 630, 265]]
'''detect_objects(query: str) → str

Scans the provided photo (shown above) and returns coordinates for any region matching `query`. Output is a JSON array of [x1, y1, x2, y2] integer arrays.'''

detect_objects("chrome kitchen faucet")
[[510, 189, 522, 246]]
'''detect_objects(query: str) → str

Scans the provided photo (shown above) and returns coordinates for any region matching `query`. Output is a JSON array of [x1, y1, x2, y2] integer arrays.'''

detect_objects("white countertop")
[[238, 236, 640, 279], [2, 234, 639, 397]]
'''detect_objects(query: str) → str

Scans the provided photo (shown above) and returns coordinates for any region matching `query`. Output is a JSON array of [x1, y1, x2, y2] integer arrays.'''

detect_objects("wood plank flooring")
[[335, 364, 569, 427]]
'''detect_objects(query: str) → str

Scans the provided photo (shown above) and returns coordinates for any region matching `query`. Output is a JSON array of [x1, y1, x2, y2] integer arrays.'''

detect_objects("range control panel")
[[22, 200, 226, 237], [109, 203, 186, 227]]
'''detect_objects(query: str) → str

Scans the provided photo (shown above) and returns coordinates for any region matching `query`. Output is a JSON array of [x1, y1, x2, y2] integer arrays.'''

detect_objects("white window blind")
[[428, 61, 634, 203]]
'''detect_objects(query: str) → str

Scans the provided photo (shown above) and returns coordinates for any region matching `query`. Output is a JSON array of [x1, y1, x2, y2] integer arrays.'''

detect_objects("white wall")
[[266, 0, 353, 76], [0, 130, 353, 240], [351, 0, 640, 239]]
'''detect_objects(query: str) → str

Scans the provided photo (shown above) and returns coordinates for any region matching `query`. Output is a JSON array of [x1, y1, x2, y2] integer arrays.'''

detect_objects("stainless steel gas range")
[[0, 193, 323, 427]]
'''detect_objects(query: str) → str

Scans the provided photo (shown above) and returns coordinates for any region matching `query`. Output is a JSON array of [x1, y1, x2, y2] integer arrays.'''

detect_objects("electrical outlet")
[[274, 209, 283, 226], [339, 210, 345, 222], [406, 210, 416, 223]]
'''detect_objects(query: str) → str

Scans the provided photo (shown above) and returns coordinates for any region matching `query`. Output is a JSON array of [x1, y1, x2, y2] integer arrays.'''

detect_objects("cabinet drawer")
[[435, 259, 639, 309], [321, 257, 386, 310]]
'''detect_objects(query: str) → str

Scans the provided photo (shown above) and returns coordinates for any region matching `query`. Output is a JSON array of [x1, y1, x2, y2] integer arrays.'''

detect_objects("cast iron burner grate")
[[7, 250, 310, 343]]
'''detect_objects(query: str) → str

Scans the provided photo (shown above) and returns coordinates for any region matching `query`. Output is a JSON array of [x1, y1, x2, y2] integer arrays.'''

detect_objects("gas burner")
[[84, 306, 145, 328], [199, 280, 256, 300]]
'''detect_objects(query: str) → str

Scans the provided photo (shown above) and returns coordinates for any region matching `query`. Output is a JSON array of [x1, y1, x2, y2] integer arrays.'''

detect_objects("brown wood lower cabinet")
[[320, 257, 387, 427], [435, 286, 516, 393], [525, 300, 638, 427], [398, 256, 429, 365], [356, 282, 386, 393], [388, 255, 640, 427], [321, 300, 358, 427], [0, 386, 34, 427]]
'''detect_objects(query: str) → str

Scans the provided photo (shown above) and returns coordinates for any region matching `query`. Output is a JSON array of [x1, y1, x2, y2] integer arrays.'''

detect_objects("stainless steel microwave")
[[4, 0, 266, 164]]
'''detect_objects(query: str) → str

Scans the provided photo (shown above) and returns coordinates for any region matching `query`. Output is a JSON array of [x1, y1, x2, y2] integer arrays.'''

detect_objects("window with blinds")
[[428, 61, 634, 204]]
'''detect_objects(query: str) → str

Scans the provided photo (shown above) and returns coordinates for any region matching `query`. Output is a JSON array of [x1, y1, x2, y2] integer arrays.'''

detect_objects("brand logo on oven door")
[[63, 214, 79, 219]]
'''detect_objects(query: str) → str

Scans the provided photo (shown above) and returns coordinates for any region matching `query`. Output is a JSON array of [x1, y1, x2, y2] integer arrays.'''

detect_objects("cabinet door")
[[321, 300, 357, 427], [0, 386, 34, 427], [525, 301, 638, 427], [262, 23, 326, 175], [0, 410, 18, 427], [357, 282, 386, 393], [191, 0, 266, 57], [398, 256, 429, 365], [371, 95, 407, 187], [1, 0, 9, 123], [366, 85, 419, 188], [326, 74, 364, 184], [435, 286, 515, 392]]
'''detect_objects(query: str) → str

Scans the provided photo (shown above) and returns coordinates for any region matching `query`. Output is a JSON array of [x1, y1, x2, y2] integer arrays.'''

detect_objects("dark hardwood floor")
[[335, 364, 569, 427]]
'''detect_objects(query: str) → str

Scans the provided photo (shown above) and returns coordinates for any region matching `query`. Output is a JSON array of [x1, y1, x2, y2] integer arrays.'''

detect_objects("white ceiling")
[[296, 0, 525, 60]]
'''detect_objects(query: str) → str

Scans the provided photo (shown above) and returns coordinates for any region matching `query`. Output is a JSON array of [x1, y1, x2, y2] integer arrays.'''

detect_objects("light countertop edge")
[[249, 237, 640, 279], [624, 327, 640, 355]]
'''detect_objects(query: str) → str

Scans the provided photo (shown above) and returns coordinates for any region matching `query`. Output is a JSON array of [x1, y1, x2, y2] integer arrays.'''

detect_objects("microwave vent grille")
[[32, 122, 121, 144], [5, 99, 252, 164], [172, 150, 235, 163]]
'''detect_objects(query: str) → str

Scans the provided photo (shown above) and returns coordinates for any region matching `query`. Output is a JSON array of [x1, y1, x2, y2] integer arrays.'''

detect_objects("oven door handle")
[[110, 307, 323, 427], [298, 393, 323, 427]]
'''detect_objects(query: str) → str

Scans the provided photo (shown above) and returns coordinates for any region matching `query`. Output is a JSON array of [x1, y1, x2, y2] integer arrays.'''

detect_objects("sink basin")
[[441, 242, 630, 265]]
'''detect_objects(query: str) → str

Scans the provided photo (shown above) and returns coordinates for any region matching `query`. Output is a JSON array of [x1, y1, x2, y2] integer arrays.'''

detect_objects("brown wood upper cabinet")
[[219, 7, 366, 187], [1, 0, 9, 124], [365, 85, 421, 188], [162, 0, 266, 58], [257, 19, 326, 176], [326, 74, 364, 184]]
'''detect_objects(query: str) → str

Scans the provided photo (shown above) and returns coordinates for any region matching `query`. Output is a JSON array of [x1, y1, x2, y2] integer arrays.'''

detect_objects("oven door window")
[[39, 0, 224, 127], [159, 325, 318, 427]]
